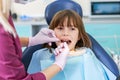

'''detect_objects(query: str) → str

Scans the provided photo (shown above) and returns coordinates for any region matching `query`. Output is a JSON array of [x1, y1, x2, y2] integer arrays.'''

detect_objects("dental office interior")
[[12, 0, 120, 71]]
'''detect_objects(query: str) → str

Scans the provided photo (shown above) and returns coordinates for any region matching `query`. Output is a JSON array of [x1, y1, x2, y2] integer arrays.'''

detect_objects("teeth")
[[61, 40, 71, 44]]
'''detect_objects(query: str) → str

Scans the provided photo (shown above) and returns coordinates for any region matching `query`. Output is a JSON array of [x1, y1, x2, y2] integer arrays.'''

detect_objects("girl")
[[28, 10, 117, 80], [0, 0, 69, 80]]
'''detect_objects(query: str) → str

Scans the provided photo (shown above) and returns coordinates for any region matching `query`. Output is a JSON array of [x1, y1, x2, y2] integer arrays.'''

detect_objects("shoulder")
[[0, 24, 8, 36], [0, 24, 14, 40], [0, 24, 14, 50]]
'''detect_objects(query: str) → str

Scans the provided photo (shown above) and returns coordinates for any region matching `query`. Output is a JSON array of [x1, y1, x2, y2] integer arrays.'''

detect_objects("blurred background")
[[11, 0, 120, 69]]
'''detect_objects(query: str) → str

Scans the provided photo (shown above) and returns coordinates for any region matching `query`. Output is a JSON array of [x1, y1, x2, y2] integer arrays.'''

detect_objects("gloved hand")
[[28, 28, 59, 47], [54, 42, 69, 70]]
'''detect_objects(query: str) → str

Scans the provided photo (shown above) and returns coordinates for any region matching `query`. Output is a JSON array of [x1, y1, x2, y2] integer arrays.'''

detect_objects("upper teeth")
[[61, 40, 71, 44]]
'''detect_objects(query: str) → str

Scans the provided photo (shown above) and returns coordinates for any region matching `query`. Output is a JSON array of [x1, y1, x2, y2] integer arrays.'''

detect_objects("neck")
[[69, 48, 86, 56]]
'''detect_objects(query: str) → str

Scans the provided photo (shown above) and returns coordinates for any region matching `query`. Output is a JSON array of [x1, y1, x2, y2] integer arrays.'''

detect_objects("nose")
[[62, 29, 69, 36]]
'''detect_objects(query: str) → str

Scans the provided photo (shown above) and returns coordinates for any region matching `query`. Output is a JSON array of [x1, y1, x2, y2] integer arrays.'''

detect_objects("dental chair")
[[22, 0, 119, 77]]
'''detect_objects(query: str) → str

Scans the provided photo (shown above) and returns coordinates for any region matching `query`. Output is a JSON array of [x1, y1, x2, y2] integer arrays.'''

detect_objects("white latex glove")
[[54, 42, 69, 70], [28, 28, 59, 47]]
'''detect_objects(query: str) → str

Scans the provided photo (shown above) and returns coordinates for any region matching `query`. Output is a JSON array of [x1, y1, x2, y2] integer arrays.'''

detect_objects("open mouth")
[[61, 40, 71, 45]]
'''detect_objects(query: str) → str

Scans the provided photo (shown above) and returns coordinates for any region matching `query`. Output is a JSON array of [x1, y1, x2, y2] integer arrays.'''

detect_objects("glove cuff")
[[28, 37, 33, 47], [53, 62, 64, 70]]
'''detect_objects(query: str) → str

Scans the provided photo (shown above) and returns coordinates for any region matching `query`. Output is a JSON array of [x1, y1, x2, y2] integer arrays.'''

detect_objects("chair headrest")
[[45, 0, 83, 25]]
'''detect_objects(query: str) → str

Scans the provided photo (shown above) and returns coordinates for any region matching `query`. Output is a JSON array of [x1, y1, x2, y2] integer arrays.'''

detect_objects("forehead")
[[60, 17, 73, 24], [58, 17, 77, 27]]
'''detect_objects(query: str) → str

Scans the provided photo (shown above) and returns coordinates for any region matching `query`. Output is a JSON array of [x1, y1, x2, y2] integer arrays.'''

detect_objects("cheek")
[[72, 32, 80, 43], [72, 31, 79, 39], [54, 30, 61, 38], [54, 30, 61, 46], [76, 31, 80, 40], [77, 35, 80, 41]]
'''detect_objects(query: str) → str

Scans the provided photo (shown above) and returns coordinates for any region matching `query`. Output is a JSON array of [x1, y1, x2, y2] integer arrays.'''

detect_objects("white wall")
[[73, 0, 90, 17], [11, 0, 54, 17], [11, 0, 90, 17]]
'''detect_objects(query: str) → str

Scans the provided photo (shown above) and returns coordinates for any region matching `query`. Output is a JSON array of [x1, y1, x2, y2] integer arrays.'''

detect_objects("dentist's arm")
[[20, 37, 29, 47], [42, 42, 69, 80]]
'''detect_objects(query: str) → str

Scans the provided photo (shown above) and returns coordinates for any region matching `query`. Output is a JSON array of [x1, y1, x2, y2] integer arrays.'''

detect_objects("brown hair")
[[45, 10, 91, 49]]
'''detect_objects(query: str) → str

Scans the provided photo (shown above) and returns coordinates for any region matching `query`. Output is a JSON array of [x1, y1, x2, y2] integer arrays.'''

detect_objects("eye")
[[71, 27, 75, 30], [57, 26, 64, 30], [69, 26, 76, 31]]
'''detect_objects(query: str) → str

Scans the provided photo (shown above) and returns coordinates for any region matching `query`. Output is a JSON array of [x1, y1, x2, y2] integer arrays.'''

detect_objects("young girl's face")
[[54, 18, 80, 51]]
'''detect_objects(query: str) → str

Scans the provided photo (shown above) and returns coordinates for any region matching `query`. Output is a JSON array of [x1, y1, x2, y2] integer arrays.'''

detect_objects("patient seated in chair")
[[27, 10, 116, 80]]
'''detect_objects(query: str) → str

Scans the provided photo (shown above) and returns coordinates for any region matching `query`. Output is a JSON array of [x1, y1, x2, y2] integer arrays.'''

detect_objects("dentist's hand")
[[28, 28, 59, 47], [54, 42, 69, 70]]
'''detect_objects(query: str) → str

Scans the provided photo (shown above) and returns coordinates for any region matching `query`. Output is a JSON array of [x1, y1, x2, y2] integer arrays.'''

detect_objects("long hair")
[[45, 10, 91, 51], [0, 0, 16, 37]]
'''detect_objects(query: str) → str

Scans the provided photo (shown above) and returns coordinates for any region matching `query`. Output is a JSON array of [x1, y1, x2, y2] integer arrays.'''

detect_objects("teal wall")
[[15, 25, 31, 37], [15, 25, 31, 51], [85, 23, 120, 55]]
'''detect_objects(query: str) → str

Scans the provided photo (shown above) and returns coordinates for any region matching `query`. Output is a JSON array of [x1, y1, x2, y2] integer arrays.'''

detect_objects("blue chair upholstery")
[[88, 34, 119, 77], [45, 0, 83, 25], [22, 0, 119, 77]]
